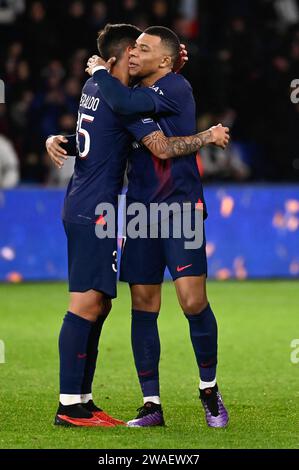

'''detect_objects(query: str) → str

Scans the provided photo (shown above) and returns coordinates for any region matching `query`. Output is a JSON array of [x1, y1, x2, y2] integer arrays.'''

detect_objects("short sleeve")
[[121, 115, 161, 142]]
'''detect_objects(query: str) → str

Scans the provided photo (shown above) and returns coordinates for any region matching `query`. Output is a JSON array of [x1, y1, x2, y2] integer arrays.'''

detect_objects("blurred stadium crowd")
[[1, 0, 299, 187]]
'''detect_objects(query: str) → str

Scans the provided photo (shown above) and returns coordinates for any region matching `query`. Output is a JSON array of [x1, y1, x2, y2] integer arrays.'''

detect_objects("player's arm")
[[45, 134, 77, 168], [93, 69, 156, 115], [85, 58, 179, 115], [142, 125, 230, 160]]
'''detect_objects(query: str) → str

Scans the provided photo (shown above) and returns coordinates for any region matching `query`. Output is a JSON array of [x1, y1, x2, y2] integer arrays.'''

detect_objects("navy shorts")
[[120, 209, 207, 284], [63, 221, 118, 298]]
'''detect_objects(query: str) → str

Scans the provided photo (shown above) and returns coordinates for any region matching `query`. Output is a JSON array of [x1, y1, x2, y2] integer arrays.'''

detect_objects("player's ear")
[[126, 45, 134, 56], [160, 55, 172, 69], [107, 57, 117, 70], [124, 45, 133, 61]]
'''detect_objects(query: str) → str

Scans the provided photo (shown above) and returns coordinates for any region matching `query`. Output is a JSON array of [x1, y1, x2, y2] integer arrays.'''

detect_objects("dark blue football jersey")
[[62, 77, 159, 224], [126, 73, 206, 212]]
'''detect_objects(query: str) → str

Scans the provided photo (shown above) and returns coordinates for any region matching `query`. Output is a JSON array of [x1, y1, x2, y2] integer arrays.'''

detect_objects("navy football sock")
[[81, 314, 107, 395], [59, 311, 93, 394], [131, 310, 160, 398], [185, 304, 218, 382]]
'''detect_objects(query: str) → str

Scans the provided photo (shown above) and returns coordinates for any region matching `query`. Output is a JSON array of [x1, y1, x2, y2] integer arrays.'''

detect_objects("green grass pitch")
[[0, 280, 298, 449]]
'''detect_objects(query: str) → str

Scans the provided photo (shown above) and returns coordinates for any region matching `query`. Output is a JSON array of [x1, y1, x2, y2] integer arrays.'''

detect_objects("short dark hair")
[[144, 26, 180, 65], [97, 23, 142, 61]]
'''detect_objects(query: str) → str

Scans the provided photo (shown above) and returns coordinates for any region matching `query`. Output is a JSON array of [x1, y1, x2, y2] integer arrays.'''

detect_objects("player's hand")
[[45, 135, 68, 169], [209, 124, 230, 149], [85, 55, 116, 75], [173, 43, 189, 73]]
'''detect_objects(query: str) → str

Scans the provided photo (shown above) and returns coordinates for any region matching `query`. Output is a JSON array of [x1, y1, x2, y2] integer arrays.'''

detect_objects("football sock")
[[143, 396, 161, 405], [59, 311, 93, 396], [185, 303, 218, 382], [199, 378, 217, 390], [131, 309, 160, 398], [81, 393, 93, 404], [81, 314, 107, 395], [59, 394, 82, 406]]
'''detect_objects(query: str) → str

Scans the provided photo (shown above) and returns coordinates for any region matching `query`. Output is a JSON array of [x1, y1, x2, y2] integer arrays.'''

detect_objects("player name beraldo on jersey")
[[80, 93, 100, 111]]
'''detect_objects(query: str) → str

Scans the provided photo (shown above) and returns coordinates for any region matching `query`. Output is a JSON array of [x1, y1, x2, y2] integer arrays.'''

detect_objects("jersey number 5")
[[77, 112, 94, 158]]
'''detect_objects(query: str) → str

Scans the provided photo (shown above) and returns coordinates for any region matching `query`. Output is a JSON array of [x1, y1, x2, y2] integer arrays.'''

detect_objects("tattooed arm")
[[141, 124, 230, 160]]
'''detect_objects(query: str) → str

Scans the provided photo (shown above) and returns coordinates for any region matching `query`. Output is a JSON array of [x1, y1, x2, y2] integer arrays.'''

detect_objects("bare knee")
[[179, 295, 208, 315], [131, 285, 161, 312], [132, 293, 161, 312], [175, 275, 208, 315], [69, 291, 112, 322]]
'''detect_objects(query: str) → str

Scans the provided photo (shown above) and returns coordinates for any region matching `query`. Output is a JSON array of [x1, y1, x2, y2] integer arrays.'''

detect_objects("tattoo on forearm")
[[142, 130, 213, 159]]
